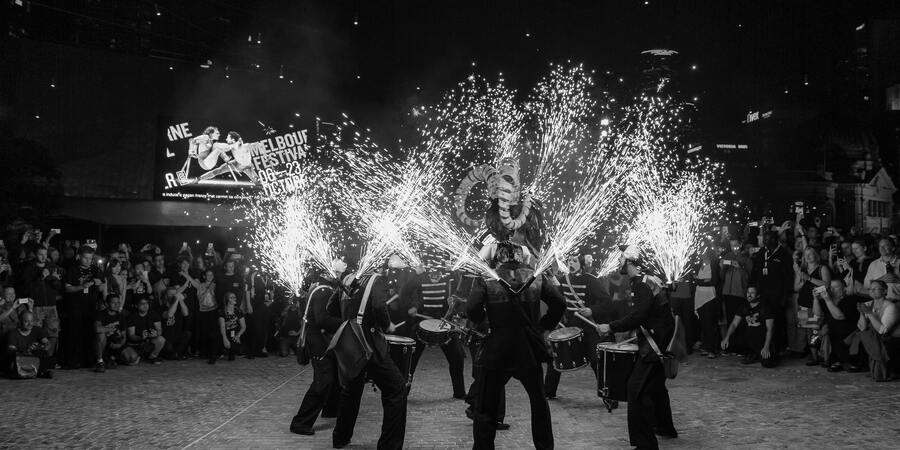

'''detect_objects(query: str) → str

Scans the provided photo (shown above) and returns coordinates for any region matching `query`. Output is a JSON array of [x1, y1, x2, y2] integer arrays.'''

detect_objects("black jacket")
[[467, 262, 566, 371], [610, 276, 675, 362], [303, 282, 343, 357], [335, 274, 392, 358]]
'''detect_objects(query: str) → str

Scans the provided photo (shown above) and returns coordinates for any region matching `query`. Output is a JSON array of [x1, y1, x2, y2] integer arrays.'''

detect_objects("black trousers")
[[473, 365, 552, 450], [697, 298, 721, 354], [626, 358, 675, 450], [163, 330, 192, 359], [466, 339, 505, 422], [333, 351, 408, 450], [670, 296, 698, 351], [197, 310, 218, 358], [291, 355, 341, 432], [247, 307, 273, 355], [210, 335, 245, 359], [410, 335, 466, 397], [59, 298, 93, 368]]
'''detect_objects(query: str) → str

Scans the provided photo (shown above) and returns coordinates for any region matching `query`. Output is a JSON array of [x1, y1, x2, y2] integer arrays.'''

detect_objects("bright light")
[[294, 112, 300, 117], [691, 64, 697, 70], [600, 118, 610, 126], [168, 66, 173, 70]]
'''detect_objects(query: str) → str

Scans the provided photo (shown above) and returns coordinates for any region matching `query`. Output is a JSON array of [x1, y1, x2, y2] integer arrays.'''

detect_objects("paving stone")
[[0, 352, 898, 449]]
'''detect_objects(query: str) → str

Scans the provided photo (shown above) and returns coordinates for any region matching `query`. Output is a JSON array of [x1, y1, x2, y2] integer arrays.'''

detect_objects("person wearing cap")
[[467, 241, 565, 450], [290, 262, 345, 436], [403, 260, 467, 400], [596, 255, 677, 450]]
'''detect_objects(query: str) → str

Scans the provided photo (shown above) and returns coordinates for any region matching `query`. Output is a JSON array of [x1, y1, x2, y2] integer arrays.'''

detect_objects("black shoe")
[[847, 364, 866, 373], [495, 422, 510, 431], [805, 359, 820, 366], [333, 439, 350, 448], [37, 370, 54, 379], [465, 406, 475, 421], [94, 362, 106, 373], [147, 357, 162, 365], [827, 363, 844, 372], [453, 392, 467, 400], [654, 427, 679, 439], [290, 428, 314, 436], [545, 393, 557, 400], [106, 359, 118, 370]]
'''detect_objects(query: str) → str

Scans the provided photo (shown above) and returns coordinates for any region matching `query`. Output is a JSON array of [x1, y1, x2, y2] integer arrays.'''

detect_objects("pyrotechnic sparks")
[[410, 204, 499, 280]]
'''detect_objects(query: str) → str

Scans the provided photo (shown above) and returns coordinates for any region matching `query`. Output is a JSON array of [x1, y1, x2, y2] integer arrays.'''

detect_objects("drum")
[[384, 334, 416, 386], [547, 327, 587, 371], [417, 319, 452, 346], [596, 342, 638, 402]]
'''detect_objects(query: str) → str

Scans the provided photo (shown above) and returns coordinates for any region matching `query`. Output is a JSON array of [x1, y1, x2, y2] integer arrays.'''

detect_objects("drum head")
[[597, 342, 638, 353], [548, 327, 582, 341], [419, 319, 449, 332], [384, 334, 416, 346]]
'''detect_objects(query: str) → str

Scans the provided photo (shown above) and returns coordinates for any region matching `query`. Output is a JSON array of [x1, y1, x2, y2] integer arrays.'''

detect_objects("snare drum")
[[417, 319, 452, 346], [547, 327, 587, 371], [384, 334, 416, 386], [596, 342, 638, 402]]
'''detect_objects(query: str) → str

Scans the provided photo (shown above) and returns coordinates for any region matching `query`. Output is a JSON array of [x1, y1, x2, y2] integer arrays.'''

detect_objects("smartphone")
[[794, 201, 804, 214], [182, 241, 188, 247], [51, 228, 61, 234], [18, 298, 30, 305]]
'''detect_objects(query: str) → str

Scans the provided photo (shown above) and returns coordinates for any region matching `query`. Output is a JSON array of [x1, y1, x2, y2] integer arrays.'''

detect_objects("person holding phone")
[[795, 247, 831, 365], [21, 247, 63, 359], [720, 237, 753, 342]]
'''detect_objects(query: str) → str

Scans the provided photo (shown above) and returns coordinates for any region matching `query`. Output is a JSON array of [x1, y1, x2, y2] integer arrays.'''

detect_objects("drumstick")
[[415, 313, 435, 320], [393, 321, 406, 328], [386, 294, 399, 305], [620, 336, 637, 344], [574, 312, 598, 328]]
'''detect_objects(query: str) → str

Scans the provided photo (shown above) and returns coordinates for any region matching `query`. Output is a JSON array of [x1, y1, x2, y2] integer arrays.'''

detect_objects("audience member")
[[208, 291, 246, 364], [160, 287, 192, 360], [815, 280, 866, 372], [5, 310, 53, 379], [94, 294, 127, 372], [854, 281, 900, 380], [721, 286, 776, 368], [125, 297, 165, 365]]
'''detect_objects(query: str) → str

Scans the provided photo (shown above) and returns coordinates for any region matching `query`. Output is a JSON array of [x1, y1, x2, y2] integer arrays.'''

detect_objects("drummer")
[[544, 254, 614, 399], [401, 258, 467, 399], [596, 254, 678, 450]]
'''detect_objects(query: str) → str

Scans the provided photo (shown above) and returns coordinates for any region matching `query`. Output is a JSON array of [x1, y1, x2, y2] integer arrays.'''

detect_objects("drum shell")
[[417, 319, 452, 346], [383, 335, 415, 385], [596, 344, 637, 402], [547, 328, 587, 372]]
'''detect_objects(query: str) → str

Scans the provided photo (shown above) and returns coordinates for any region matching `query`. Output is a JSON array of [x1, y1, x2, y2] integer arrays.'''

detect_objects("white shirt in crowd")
[[863, 256, 900, 300]]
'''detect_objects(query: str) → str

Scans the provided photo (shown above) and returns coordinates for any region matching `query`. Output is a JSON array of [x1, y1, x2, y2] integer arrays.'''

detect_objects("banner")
[[154, 117, 313, 201]]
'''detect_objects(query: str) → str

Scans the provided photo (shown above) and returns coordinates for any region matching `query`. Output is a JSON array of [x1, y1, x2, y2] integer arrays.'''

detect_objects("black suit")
[[467, 262, 566, 450], [609, 276, 677, 450], [291, 281, 342, 433], [332, 274, 407, 450]]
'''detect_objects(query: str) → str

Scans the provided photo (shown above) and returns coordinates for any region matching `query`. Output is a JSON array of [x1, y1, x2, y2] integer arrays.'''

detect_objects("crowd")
[[0, 229, 305, 378], [669, 216, 900, 381], [1, 214, 899, 383]]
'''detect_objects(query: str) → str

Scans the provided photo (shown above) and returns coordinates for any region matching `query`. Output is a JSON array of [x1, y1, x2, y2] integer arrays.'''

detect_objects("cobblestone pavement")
[[2, 350, 899, 449]]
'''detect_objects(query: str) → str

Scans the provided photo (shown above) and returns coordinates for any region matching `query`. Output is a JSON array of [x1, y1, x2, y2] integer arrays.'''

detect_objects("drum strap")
[[564, 273, 585, 308], [640, 326, 664, 357], [357, 274, 379, 325], [299, 284, 331, 348]]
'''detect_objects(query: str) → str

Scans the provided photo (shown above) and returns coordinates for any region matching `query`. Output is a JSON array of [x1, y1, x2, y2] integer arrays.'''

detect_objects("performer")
[[597, 255, 678, 450], [467, 241, 565, 450], [544, 254, 615, 399], [404, 263, 467, 399], [187, 126, 225, 171], [289, 267, 344, 436], [330, 273, 407, 450], [245, 266, 274, 358]]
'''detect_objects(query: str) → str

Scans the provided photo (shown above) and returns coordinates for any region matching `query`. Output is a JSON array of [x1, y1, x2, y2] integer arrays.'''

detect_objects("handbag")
[[326, 275, 378, 388], [14, 355, 41, 379], [640, 325, 678, 379]]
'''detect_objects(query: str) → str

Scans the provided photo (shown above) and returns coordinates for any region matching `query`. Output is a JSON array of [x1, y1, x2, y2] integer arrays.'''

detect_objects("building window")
[[866, 200, 891, 218]]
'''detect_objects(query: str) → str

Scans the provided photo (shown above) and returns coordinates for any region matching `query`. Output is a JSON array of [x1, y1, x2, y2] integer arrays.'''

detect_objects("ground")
[[2, 350, 899, 449]]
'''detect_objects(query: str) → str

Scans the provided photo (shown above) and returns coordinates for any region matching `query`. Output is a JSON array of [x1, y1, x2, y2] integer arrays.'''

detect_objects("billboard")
[[154, 117, 312, 201]]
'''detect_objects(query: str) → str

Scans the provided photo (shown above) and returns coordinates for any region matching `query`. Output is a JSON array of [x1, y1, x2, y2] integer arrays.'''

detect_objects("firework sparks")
[[410, 203, 499, 280]]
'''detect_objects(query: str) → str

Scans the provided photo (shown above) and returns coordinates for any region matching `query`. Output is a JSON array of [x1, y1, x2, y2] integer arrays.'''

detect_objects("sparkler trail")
[[410, 204, 500, 280]]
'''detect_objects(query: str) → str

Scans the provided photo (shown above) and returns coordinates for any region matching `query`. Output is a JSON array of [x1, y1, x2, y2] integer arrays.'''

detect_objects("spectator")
[[0, 287, 23, 335], [278, 296, 303, 357], [196, 269, 218, 359], [694, 249, 721, 358], [48, 247, 61, 266], [21, 248, 62, 359], [245, 267, 274, 358], [105, 259, 128, 301], [863, 238, 900, 300], [795, 247, 832, 365], [720, 286, 776, 368], [815, 280, 866, 372], [170, 257, 200, 356], [125, 297, 165, 365], [61, 246, 104, 369], [750, 231, 794, 355], [160, 286, 191, 360], [846, 240, 872, 294], [208, 291, 245, 364], [125, 262, 152, 313], [5, 310, 53, 379], [720, 237, 752, 344], [148, 254, 169, 299], [216, 259, 244, 310], [93, 294, 127, 372], [855, 280, 900, 381]]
